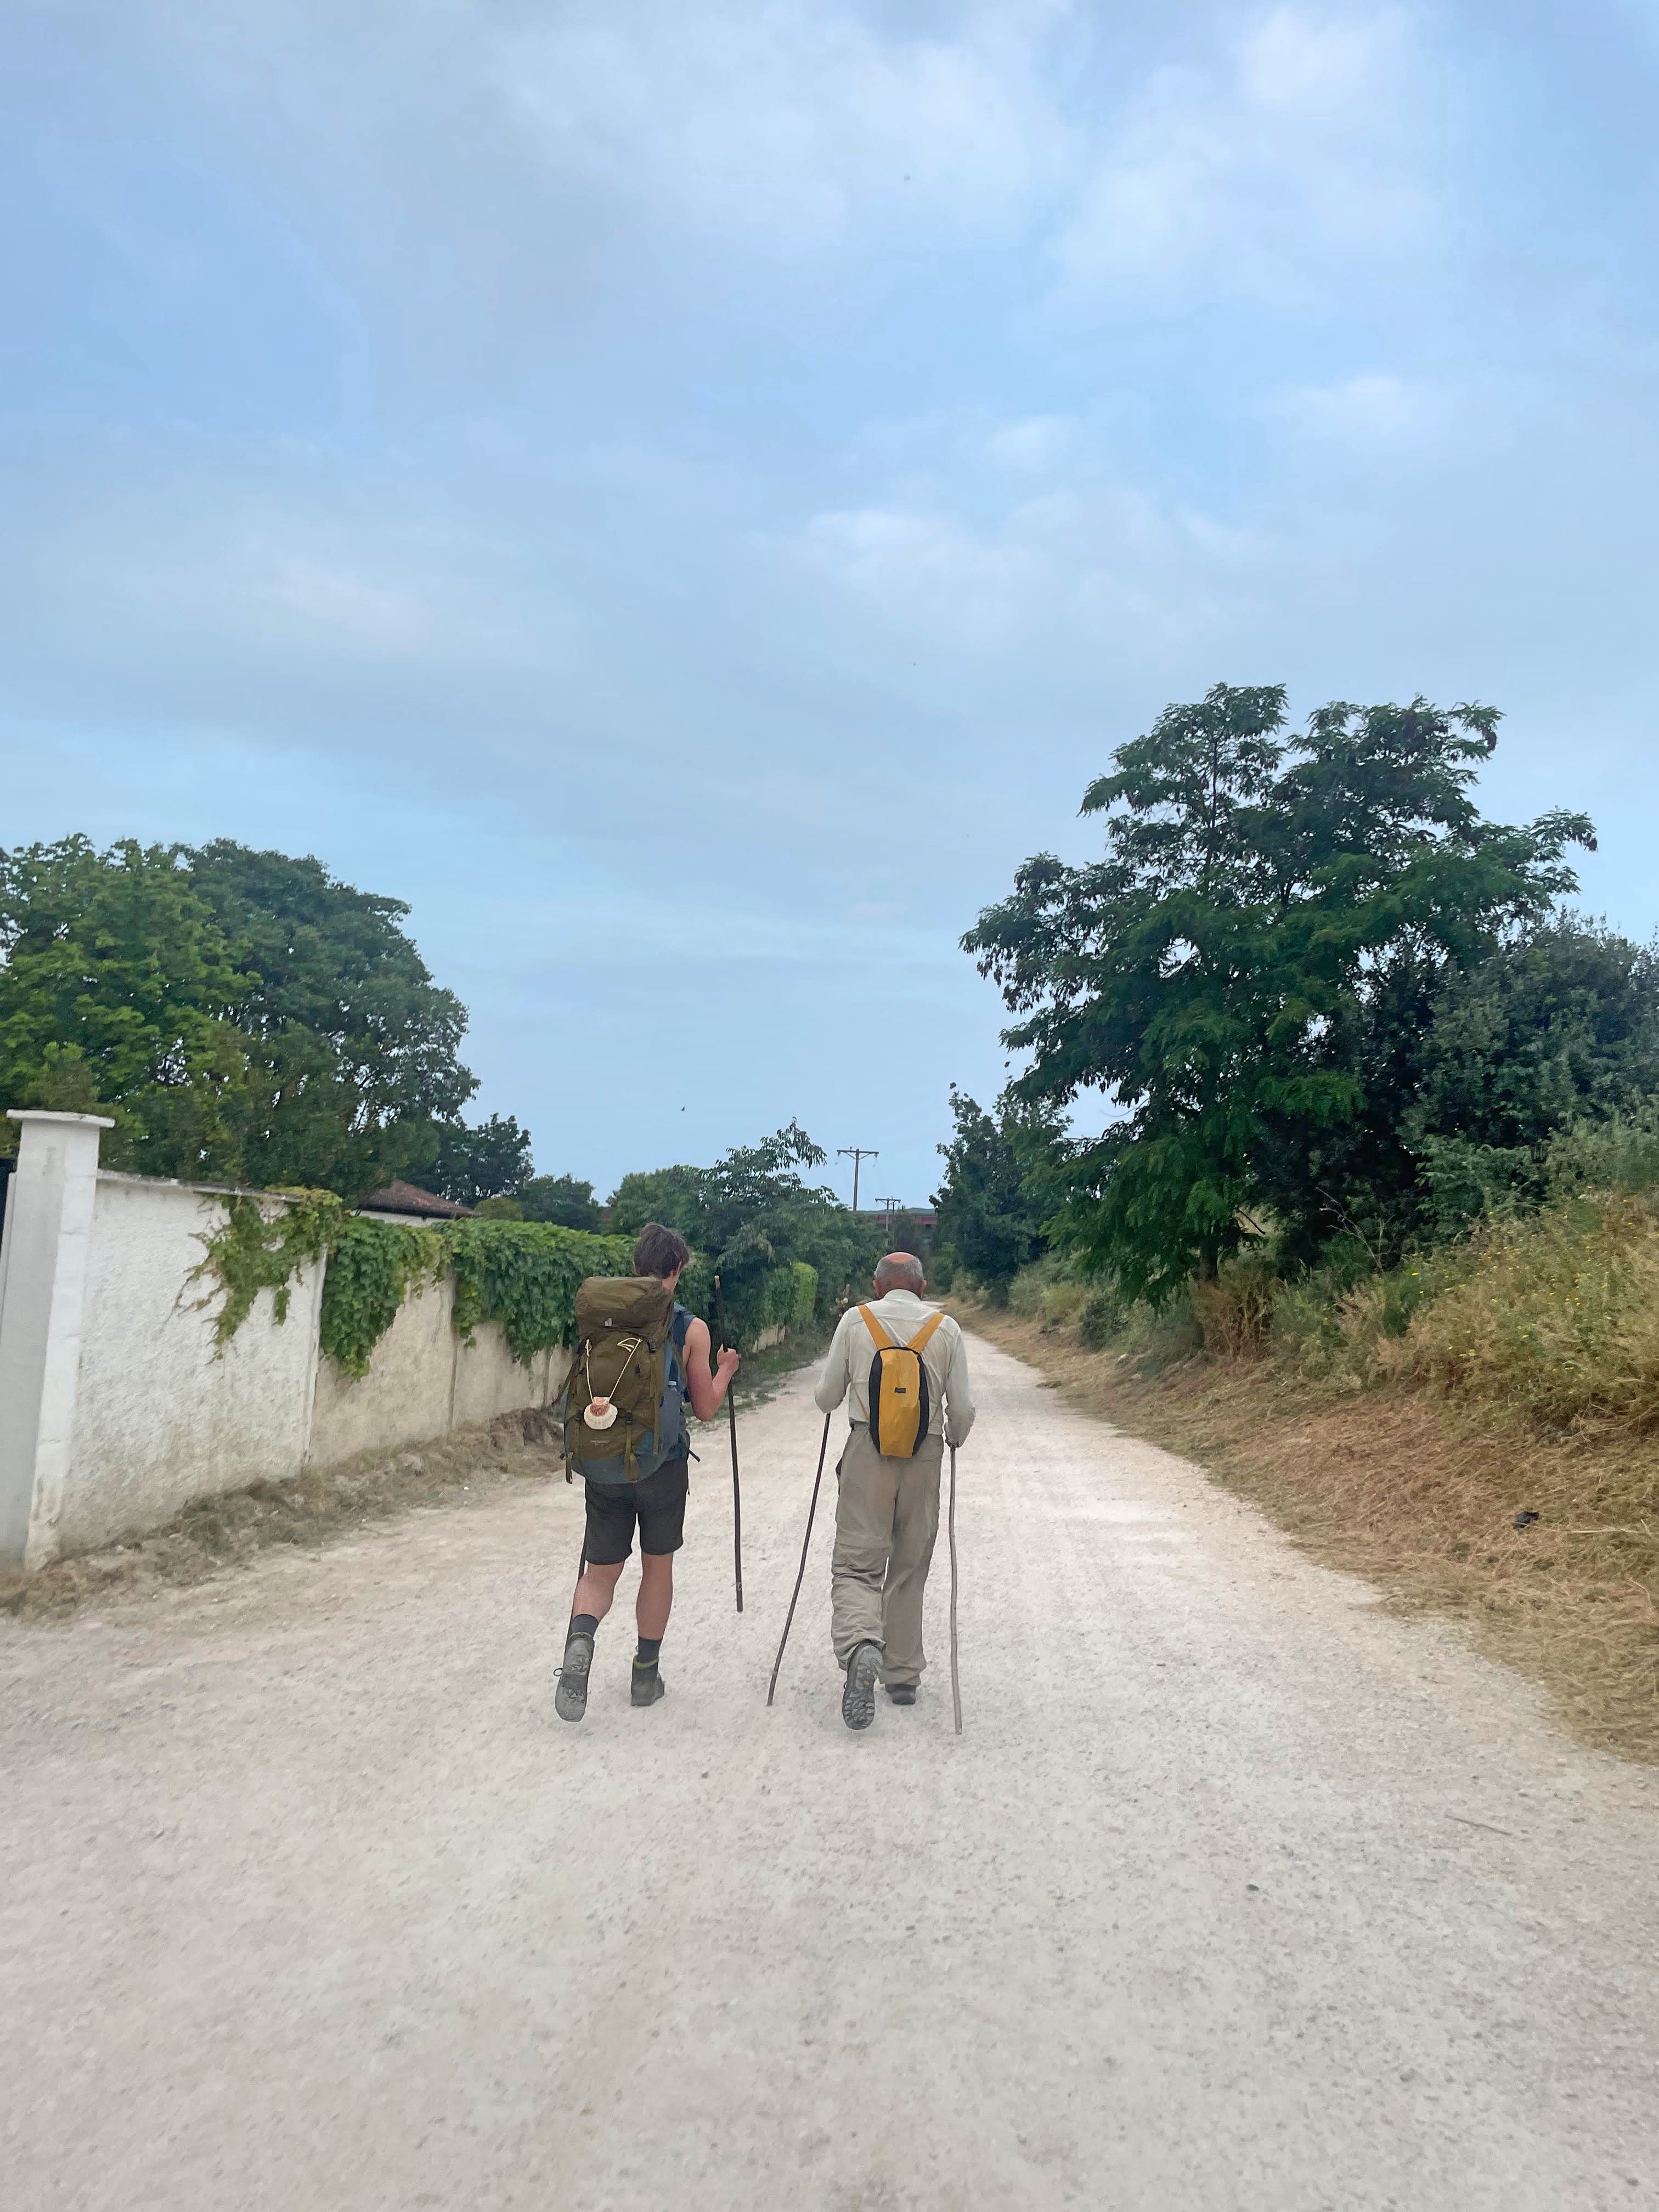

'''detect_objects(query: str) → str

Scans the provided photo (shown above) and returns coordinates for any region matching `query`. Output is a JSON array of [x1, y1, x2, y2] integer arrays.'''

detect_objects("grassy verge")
[[952, 1297, 1659, 1765]]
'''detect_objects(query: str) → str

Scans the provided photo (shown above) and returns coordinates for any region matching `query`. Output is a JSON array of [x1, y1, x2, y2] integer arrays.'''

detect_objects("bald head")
[[873, 1251, 926, 1295]]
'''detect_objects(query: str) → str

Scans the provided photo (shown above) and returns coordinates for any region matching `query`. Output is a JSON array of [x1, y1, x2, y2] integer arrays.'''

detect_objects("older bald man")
[[813, 1252, 975, 1730]]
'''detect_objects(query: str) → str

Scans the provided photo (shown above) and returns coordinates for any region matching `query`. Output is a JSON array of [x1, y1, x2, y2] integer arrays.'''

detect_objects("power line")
[[836, 1146, 879, 1212]]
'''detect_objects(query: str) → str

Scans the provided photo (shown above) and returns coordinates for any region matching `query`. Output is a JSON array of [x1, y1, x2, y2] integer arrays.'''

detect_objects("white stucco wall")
[[58, 1174, 324, 1556], [0, 1132, 598, 1562], [307, 1272, 457, 1468], [306, 1270, 571, 1472], [449, 1330, 569, 1436]]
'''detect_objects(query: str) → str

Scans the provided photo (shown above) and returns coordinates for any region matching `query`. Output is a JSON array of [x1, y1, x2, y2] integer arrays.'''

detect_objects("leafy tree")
[[1405, 918, 1659, 1235], [432, 1114, 533, 1206], [966, 685, 1593, 1300], [186, 840, 477, 1198], [607, 1165, 705, 1241], [0, 837, 251, 1177], [0, 836, 481, 1195], [609, 1124, 886, 1340], [518, 1173, 605, 1231], [1417, 918, 1659, 1152], [932, 1084, 1065, 1300]]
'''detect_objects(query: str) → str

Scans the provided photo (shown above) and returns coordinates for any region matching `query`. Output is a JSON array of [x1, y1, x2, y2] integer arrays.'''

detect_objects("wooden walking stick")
[[714, 1273, 742, 1613], [947, 1442, 962, 1735], [768, 1413, 833, 1705]]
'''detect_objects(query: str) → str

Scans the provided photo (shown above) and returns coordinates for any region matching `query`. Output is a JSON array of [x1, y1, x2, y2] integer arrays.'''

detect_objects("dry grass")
[[0, 1407, 568, 1624], [954, 1301, 1659, 1765]]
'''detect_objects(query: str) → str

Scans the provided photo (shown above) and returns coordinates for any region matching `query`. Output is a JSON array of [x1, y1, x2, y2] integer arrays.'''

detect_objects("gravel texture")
[[3, 1330, 1657, 2210]]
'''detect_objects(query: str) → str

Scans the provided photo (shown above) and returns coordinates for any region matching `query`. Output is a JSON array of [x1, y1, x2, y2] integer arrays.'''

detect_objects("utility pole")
[[878, 1197, 904, 1238], [837, 1146, 879, 1214]]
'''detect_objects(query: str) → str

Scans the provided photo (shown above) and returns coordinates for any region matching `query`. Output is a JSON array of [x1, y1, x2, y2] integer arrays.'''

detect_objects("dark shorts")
[[583, 1455, 690, 1564]]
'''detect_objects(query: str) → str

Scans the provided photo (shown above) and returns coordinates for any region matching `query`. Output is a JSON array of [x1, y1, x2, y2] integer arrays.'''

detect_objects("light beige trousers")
[[830, 1425, 944, 1688]]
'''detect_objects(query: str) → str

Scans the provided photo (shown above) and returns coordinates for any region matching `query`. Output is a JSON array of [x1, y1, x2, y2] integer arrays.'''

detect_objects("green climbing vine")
[[193, 1197, 634, 1379], [446, 1220, 633, 1364], [318, 1215, 449, 1378], [189, 1190, 343, 1345]]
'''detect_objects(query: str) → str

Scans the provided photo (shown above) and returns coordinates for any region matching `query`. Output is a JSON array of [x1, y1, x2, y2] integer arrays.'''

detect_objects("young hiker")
[[555, 1223, 738, 1723], [814, 1251, 974, 1730]]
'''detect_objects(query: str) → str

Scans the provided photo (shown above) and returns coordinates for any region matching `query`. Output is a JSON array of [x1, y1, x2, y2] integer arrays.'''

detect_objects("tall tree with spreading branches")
[[964, 685, 1593, 1301]]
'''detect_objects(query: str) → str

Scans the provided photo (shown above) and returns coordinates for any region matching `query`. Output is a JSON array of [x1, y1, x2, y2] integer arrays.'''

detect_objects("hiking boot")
[[631, 1661, 666, 1708], [842, 1641, 882, 1731], [885, 1682, 917, 1706], [555, 1631, 595, 1724]]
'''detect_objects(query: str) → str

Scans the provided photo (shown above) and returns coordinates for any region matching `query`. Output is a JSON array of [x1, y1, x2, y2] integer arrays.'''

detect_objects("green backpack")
[[562, 1276, 688, 1483]]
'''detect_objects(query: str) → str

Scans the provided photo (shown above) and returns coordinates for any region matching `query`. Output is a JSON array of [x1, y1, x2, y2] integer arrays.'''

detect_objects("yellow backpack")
[[860, 1306, 946, 1458]]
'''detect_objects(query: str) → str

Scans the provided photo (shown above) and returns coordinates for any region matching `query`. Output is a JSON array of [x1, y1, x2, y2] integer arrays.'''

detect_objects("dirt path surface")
[[4, 1331, 1658, 2211]]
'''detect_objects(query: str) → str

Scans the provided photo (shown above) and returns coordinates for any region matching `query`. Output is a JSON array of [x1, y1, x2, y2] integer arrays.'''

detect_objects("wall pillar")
[[0, 1111, 113, 1571]]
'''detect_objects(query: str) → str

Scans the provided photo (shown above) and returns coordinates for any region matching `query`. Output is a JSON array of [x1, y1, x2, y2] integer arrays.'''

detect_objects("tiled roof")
[[357, 1180, 474, 1219]]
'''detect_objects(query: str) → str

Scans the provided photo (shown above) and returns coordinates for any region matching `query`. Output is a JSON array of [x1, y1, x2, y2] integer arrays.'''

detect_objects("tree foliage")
[[517, 1173, 605, 1231], [432, 1114, 534, 1207], [187, 840, 476, 1195], [0, 837, 249, 1173], [608, 1123, 886, 1342], [965, 685, 1596, 1301], [0, 835, 477, 1194], [932, 1084, 1065, 1300]]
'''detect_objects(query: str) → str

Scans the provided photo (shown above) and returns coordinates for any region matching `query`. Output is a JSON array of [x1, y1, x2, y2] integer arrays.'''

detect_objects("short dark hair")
[[634, 1222, 691, 1280]]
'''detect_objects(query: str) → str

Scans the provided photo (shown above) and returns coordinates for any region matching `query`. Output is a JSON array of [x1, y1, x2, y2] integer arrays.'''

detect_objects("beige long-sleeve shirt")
[[814, 1289, 975, 1447]]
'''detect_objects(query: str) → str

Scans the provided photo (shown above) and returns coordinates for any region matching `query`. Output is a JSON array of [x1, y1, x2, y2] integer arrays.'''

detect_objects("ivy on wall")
[[188, 1190, 343, 1345], [193, 1200, 636, 1380], [319, 1215, 450, 1378], [446, 1221, 633, 1365]]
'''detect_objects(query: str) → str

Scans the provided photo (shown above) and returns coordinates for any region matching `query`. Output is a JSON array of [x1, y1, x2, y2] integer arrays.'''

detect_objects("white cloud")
[[1053, 5, 1441, 311], [800, 505, 1044, 644], [794, 470, 1268, 658], [985, 414, 1079, 472], [495, 1, 1074, 250], [1266, 370, 1437, 437]]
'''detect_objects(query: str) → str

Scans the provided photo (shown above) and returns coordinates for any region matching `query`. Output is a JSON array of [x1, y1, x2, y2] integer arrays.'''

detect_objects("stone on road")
[[3, 1331, 1657, 2210]]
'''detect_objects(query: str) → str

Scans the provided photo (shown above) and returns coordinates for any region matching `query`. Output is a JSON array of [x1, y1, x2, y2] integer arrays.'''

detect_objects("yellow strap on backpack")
[[859, 1305, 946, 1459]]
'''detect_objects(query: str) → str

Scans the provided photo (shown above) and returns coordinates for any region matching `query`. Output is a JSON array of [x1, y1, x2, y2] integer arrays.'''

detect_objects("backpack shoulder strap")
[[859, 1304, 895, 1351], [906, 1310, 946, 1355]]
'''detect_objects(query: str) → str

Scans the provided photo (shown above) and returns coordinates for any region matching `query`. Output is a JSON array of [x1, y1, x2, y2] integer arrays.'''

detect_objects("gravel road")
[[4, 1330, 1658, 2210]]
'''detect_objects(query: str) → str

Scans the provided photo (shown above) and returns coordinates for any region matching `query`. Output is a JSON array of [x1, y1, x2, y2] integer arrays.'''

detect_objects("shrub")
[[1401, 1190, 1659, 1430], [788, 1260, 819, 1333], [1078, 1286, 1129, 1350], [1544, 1107, 1659, 1201], [1040, 1277, 1089, 1331], [1190, 1254, 1277, 1357]]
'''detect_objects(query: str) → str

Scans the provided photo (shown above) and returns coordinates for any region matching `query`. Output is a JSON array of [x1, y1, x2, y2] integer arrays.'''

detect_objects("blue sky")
[[5, 1, 1657, 1210]]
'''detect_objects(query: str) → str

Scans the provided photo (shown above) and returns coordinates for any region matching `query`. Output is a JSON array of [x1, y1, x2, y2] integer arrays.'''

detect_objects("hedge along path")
[[191, 1199, 819, 1378]]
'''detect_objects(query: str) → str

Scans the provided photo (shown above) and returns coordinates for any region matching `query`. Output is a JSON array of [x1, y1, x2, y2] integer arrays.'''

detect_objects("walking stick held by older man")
[[947, 1442, 962, 1735], [768, 1412, 833, 1704], [714, 1273, 742, 1613]]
